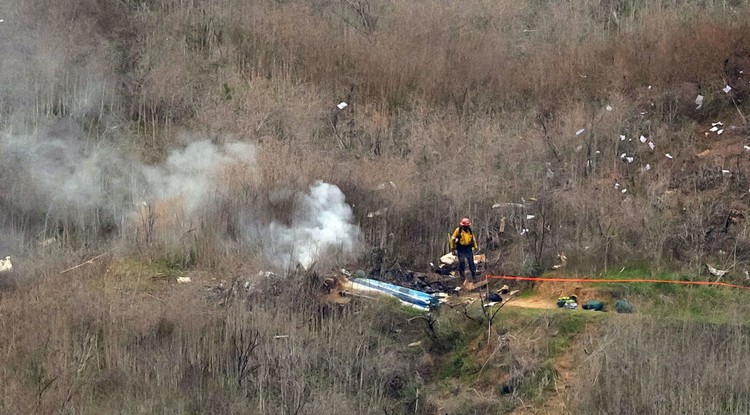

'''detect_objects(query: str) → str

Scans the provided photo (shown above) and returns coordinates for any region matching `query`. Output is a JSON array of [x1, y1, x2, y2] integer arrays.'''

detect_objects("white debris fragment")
[[723, 85, 733, 93], [648, 141, 655, 150], [576, 128, 586, 136], [710, 126, 719, 132], [640, 135, 648, 143], [665, 153, 673, 159], [0, 19, 5, 23], [177, 277, 192, 283], [707, 263, 729, 278], [595, 150, 601, 154], [695, 94, 704, 109], [743, 145, 750, 151], [621, 188, 628, 193], [620, 135, 626, 141], [620, 153, 627, 159], [712, 122, 723, 127], [644, 164, 652, 171], [491, 203, 502, 209], [575, 145, 583, 152], [625, 157, 634, 163], [389, 181, 397, 188], [648, 85, 652, 90], [614, 183, 620, 190], [526, 215, 535, 220], [640, 111, 648, 115], [606, 105, 613, 112], [0, 256, 12, 273], [337, 102, 348, 109], [520, 228, 529, 235], [722, 169, 731, 175], [440, 253, 458, 265], [717, 129, 724, 135]]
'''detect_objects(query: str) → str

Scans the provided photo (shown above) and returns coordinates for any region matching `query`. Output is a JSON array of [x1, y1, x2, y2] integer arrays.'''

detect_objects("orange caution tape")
[[485, 275, 750, 290]]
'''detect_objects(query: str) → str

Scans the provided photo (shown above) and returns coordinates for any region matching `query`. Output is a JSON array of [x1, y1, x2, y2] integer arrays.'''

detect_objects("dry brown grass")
[[4, 1, 750, 413], [571, 316, 750, 414], [0, 258, 431, 414]]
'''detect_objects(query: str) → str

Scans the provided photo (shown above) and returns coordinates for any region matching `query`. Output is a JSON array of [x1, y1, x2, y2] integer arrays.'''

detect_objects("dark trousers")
[[456, 246, 476, 281]]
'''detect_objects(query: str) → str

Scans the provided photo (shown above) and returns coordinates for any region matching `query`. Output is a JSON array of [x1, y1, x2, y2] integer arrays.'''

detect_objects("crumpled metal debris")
[[0, 256, 12, 272]]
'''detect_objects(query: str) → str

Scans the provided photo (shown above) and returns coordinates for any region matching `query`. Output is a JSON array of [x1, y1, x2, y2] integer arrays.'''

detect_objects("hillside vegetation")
[[2, 0, 750, 413]]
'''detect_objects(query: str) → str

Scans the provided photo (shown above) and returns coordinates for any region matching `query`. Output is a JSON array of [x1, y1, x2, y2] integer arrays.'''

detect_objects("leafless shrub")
[[572, 316, 750, 414]]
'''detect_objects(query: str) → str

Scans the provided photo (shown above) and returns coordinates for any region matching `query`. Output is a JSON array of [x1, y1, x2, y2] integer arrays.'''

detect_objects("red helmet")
[[460, 217, 471, 226]]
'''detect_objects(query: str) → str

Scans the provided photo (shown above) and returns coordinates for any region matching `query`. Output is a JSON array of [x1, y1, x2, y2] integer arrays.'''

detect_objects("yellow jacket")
[[450, 227, 478, 251]]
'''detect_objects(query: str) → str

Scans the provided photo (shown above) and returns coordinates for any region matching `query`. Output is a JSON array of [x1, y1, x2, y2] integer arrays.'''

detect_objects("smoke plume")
[[259, 181, 362, 270]]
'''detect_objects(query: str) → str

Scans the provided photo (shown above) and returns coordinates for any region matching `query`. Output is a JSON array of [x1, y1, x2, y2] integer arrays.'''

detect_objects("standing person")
[[449, 217, 478, 284]]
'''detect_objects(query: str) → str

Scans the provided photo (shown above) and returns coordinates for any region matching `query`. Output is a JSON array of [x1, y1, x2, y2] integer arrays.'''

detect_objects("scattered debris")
[[526, 214, 536, 220], [337, 101, 348, 110], [582, 300, 605, 311], [557, 295, 577, 309], [695, 94, 704, 110], [606, 105, 613, 111], [640, 135, 648, 143], [710, 126, 719, 132], [723, 85, 733, 94], [615, 299, 633, 314], [340, 273, 440, 311], [440, 252, 457, 265], [744, 145, 750, 152], [461, 279, 488, 292], [722, 169, 731, 176], [367, 208, 387, 218], [666, 153, 673, 159], [273, 335, 290, 339], [707, 264, 729, 278], [0, 256, 12, 273], [620, 134, 626, 141], [487, 292, 502, 302], [717, 129, 724, 135], [625, 157, 634, 164], [576, 128, 585, 136], [648, 141, 655, 150], [408, 341, 422, 347], [177, 276, 192, 283], [552, 252, 568, 270]]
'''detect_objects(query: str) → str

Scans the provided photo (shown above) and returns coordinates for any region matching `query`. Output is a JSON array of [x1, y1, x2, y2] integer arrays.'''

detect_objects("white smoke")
[[0, 126, 256, 236], [0, 124, 363, 269], [143, 140, 256, 213], [261, 181, 361, 270]]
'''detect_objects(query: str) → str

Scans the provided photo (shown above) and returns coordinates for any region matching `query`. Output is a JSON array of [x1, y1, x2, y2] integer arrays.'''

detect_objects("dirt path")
[[503, 296, 557, 309]]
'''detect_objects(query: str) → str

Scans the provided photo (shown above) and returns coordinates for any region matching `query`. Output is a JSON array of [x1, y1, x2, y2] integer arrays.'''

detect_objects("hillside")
[[2, 0, 750, 413]]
